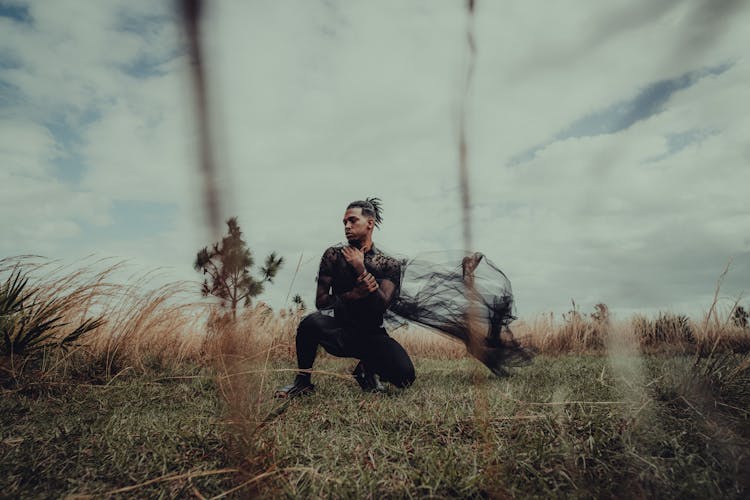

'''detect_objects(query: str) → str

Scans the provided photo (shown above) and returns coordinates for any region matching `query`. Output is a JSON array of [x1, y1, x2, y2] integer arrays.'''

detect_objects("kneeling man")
[[276, 198, 415, 397]]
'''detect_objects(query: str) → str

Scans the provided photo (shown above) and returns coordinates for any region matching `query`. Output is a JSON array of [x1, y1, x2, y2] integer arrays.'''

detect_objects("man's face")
[[343, 208, 373, 244]]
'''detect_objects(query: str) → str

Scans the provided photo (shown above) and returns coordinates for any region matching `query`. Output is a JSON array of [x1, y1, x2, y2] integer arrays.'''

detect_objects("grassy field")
[[2, 258, 749, 497], [2, 354, 749, 498]]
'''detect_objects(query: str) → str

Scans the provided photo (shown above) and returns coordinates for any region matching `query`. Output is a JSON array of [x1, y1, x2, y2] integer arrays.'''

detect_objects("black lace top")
[[317, 244, 402, 328]]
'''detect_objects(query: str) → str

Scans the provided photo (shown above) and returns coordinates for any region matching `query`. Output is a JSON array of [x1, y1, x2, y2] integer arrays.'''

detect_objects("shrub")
[[732, 306, 748, 329], [545, 302, 609, 353], [633, 312, 694, 348], [0, 267, 104, 358]]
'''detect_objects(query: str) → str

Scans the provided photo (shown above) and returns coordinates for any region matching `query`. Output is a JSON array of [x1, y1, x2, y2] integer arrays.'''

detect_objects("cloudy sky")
[[1, 0, 748, 319]]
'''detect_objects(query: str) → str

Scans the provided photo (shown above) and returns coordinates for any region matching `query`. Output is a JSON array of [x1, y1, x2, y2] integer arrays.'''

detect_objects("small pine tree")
[[194, 217, 284, 320]]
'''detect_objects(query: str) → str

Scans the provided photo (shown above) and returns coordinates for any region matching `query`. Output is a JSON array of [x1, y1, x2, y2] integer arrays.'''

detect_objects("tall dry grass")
[[0, 257, 208, 384], [514, 304, 750, 357], [2, 256, 749, 387], [4, 256, 749, 496]]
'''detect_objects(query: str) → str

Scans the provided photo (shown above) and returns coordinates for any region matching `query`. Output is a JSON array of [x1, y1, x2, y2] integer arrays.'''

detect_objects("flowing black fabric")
[[386, 251, 533, 376]]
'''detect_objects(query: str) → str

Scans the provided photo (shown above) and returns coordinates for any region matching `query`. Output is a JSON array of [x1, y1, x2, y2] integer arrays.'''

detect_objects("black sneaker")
[[352, 361, 385, 393], [274, 376, 315, 398]]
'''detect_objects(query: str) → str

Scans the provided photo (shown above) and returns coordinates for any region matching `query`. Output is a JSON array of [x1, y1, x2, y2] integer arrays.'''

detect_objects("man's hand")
[[347, 271, 379, 300], [341, 246, 366, 275], [359, 272, 379, 293]]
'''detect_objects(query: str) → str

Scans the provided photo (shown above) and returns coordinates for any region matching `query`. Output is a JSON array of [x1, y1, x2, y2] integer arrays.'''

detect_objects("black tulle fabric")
[[387, 251, 533, 376]]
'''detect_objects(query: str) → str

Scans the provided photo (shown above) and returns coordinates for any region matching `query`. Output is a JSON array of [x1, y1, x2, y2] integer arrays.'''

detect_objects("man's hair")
[[347, 197, 383, 228]]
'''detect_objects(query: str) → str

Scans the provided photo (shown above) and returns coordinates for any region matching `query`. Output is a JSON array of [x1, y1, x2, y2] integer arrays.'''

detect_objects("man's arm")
[[361, 275, 397, 315], [315, 273, 396, 311], [353, 251, 400, 314], [315, 246, 399, 312], [315, 273, 336, 310], [314, 247, 376, 310], [315, 247, 339, 310]]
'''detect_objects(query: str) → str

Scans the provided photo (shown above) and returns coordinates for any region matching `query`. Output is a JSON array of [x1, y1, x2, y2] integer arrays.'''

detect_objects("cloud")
[[1, 0, 749, 319], [643, 128, 718, 164], [509, 63, 732, 166], [0, 2, 31, 25]]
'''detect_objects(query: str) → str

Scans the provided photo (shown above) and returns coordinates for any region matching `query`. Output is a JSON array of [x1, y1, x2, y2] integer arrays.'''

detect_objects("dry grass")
[[3, 257, 750, 497], [193, 303, 750, 363], [515, 306, 750, 357], [0, 256, 207, 385], [2, 256, 749, 387]]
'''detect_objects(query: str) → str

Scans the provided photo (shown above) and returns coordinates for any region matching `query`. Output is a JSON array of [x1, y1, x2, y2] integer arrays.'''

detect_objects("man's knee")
[[393, 362, 415, 388], [297, 312, 326, 337], [383, 340, 415, 388], [390, 371, 414, 389]]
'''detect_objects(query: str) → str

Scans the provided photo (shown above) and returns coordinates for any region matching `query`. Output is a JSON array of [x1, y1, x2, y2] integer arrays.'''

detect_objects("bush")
[[0, 267, 104, 358], [545, 303, 609, 353], [732, 306, 748, 329], [633, 312, 694, 348]]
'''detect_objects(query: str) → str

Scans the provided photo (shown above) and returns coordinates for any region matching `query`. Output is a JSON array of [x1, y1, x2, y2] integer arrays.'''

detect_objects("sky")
[[1, 0, 749, 320]]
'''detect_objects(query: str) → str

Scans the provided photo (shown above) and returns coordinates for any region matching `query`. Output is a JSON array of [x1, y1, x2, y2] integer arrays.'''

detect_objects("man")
[[275, 198, 415, 398]]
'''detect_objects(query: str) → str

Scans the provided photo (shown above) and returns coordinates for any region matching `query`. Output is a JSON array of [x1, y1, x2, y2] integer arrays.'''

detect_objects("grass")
[[2, 256, 749, 386], [2, 257, 750, 497], [1, 365, 234, 498], [2, 355, 749, 498], [257, 355, 750, 498]]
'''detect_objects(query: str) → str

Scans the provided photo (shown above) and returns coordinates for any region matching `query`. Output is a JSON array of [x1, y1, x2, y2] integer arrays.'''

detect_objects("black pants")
[[296, 312, 415, 388]]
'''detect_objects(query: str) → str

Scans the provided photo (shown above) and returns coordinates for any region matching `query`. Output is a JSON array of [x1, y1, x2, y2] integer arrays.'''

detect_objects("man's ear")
[[367, 218, 374, 230]]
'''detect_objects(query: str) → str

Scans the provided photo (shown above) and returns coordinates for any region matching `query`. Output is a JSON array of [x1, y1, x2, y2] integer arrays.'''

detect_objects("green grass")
[[2, 355, 749, 498], [0, 369, 234, 499]]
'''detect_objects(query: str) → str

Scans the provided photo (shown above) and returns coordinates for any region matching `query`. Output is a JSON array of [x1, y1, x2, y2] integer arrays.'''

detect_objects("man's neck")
[[352, 237, 374, 253]]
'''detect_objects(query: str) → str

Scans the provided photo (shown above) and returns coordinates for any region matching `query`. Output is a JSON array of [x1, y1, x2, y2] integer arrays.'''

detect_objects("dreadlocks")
[[347, 197, 383, 228]]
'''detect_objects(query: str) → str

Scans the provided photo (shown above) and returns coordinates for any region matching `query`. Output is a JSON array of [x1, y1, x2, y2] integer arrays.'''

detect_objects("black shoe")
[[274, 376, 315, 399], [352, 361, 385, 393]]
